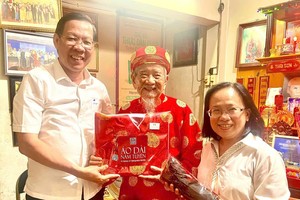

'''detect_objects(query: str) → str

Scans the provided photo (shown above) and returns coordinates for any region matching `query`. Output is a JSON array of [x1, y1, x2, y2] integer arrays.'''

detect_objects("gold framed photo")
[[235, 20, 267, 68], [0, 0, 62, 32]]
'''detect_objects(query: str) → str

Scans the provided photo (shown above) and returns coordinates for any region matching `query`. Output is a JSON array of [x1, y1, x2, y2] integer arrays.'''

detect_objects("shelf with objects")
[[256, 1, 300, 196]]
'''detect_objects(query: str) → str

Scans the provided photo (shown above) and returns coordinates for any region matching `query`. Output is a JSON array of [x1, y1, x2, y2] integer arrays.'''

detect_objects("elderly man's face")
[[132, 64, 168, 99]]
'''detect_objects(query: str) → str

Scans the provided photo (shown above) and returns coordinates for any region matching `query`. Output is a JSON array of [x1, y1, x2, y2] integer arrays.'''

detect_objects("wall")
[[133, 0, 220, 22], [0, 30, 27, 199]]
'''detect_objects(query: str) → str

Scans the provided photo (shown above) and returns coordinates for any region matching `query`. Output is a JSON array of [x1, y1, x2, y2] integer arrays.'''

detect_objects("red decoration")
[[267, 60, 300, 73], [258, 76, 269, 108], [275, 94, 284, 111], [236, 78, 244, 85], [247, 77, 256, 99]]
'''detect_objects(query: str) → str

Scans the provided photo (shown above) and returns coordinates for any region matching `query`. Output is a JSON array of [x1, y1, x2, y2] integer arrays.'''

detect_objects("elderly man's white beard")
[[141, 92, 161, 113], [142, 98, 156, 113]]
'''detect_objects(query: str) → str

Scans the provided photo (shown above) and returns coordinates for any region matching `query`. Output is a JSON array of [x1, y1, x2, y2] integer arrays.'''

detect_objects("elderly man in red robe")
[[116, 46, 203, 199], [92, 46, 203, 199]]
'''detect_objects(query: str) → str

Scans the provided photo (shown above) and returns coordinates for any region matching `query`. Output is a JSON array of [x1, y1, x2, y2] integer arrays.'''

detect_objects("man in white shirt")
[[13, 12, 119, 200]]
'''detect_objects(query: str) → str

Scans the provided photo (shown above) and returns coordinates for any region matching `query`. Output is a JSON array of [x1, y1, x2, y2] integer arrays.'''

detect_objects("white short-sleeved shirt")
[[13, 60, 112, 200], [198, 133, 290, 200]]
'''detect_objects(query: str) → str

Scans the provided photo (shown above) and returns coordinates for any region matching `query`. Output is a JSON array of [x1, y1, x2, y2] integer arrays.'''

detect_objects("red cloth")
[[118, 93, 203, 200], [95, 112, 170, 176]]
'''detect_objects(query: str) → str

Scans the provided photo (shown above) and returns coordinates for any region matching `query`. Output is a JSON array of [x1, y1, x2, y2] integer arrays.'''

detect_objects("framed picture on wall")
[[87, 44, 99, 72], [286, 19, 300, 43], [9, 76, 23, 112], [0, 0, 62, 32], [173, 27, 198, 67], [235, 20, 267, 68], [3, 29, 57, 76], [9, 76, 23, 146]]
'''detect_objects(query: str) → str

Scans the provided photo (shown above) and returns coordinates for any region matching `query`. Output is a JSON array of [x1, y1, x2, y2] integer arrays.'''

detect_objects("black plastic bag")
[[161, 156, 220, 200]]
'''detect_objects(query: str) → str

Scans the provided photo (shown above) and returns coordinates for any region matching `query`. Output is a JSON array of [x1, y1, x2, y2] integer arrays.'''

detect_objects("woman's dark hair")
[[202, 82, 265, 140], [55, 12, 97, 41]]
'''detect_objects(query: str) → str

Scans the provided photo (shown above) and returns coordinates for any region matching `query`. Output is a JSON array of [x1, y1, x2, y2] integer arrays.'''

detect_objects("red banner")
[[267, 60, 300, 73], [236, 78, 244, 85], [247, 77, 256, 99], [258, 76, 269, 108]]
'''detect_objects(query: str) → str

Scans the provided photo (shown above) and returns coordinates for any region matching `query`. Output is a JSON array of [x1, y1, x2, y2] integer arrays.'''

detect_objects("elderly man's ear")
[[131, 74, 138, 89]]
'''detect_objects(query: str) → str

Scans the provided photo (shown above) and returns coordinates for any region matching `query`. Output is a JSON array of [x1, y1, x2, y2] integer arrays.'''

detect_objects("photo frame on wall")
[[9, 76, 23, 146], [87, 44, 99, 72], [9, 76, 23, 112], [286, 19, 300, 42], [235, 20, 267, 68], [0, 0, 62, 32], [173, 27, 198, 67], [3, 29, 57, 76]]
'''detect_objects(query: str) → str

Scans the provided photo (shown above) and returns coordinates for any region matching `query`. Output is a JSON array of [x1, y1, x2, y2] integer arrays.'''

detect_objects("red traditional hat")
[[130, 46, 171, 74]]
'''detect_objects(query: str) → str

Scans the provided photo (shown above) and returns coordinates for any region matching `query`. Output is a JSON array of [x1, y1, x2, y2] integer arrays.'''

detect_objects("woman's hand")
[[163, 182, 186, 199]]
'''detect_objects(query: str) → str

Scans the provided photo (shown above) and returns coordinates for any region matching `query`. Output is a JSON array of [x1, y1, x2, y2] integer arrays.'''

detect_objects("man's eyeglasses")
[[207, 107, 245, 118], [60, 35, 94, 50]]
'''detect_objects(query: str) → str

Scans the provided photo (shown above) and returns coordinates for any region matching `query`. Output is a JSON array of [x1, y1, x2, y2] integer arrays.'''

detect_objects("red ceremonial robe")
[[118, 94, 203, 200]]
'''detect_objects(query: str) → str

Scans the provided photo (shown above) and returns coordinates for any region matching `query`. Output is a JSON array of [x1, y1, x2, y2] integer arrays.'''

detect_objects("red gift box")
[[287, 168, 300, 186], [95, 112, 171, 176]]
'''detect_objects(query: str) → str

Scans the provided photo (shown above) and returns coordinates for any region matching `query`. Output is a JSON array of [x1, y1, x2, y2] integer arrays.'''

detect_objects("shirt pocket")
[[218, 169, 253, 200]]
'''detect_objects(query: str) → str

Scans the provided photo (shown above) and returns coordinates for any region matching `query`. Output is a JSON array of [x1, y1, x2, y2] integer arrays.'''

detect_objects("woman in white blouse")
[[198, 82, 290, 200]]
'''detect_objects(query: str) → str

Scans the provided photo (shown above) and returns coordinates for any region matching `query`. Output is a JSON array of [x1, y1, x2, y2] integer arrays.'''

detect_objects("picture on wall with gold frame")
[[0, 0, 62, 32], [9, 76, 23, 146], [235, 20, 267, 68], [173, 27, 198, 67], [9, 76, 23, 112]]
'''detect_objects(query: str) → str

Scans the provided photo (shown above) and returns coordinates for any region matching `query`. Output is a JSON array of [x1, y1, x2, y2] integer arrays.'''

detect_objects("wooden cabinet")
[[257, 1, 300, 197], [257, 1, 300, 74]]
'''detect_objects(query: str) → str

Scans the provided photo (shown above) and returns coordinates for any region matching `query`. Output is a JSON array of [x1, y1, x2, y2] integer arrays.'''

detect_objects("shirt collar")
[[210, 131, 254, 154]]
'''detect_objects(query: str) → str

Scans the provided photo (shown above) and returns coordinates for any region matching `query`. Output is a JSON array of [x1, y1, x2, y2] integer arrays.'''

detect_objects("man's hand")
[[76, 164, 120, 186], [17, 133, 119, 186], [89, 155, 104, 166]]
